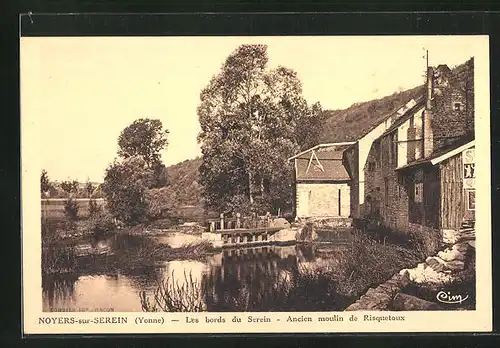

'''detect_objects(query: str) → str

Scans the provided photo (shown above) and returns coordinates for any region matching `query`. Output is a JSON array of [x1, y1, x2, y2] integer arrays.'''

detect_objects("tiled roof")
[[296, 149, 344, 160], [296, 157, 351, 181], [396, 134, 475, 171]]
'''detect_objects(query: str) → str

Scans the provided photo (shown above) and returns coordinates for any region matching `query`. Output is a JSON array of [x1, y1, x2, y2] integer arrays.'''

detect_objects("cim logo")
[[436, 291, 469, 304]]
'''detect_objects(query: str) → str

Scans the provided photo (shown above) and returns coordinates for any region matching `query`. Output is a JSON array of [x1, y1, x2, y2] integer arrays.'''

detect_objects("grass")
[[140, 270, 206, 312]]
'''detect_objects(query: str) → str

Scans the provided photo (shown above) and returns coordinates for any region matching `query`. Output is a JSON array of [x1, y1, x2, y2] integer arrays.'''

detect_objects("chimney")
[[423, 66, 434, 158]]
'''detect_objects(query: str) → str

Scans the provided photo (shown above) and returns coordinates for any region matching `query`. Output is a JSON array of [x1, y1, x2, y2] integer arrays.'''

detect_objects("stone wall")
[[296, 182, 351, 218], [432, 58, 474, 152]]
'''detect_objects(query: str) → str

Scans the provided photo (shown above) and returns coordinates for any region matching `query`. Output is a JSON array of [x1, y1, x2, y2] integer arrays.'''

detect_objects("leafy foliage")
[[60, 180, 79, 196], [318, 85, 424, 143], [41, 170, 51, 196], [102, 156, 153, 225], [118, 118, 170, 169], [102, 118, 171, 225], [85, 181, 94, 198], [63, 198, 79, 221], [197, 44, 324, 215]]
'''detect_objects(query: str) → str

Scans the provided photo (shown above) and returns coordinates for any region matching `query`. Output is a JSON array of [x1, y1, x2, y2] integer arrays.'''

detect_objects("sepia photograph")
[[21, 34, 491, 333]]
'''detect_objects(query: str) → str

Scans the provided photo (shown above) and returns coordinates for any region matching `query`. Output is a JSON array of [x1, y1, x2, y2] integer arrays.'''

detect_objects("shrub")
[[409, 228, 442, 259], [63, 198, 79, 221], [79, 211, 116, 236], [296, 222, 316, 242], [102, 156, 152, 225], [88, 198, 102, 216], [42, 245, 77, 275]]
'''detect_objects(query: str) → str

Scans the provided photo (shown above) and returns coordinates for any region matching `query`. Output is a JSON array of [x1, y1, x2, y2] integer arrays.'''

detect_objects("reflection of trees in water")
[[140, 245, 355, 312], [201, 245, 353, 312], [72, 233, 163, 290], [42, 274, 78, 310]]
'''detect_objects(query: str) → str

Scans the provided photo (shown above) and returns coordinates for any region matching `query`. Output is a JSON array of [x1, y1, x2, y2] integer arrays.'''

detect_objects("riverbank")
[[344, 230, 476, 311]]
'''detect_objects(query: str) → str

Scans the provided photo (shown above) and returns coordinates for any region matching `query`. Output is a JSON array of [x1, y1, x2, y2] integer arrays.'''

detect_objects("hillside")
[[318, 85, 424, 143], [164, 85, 425, 219], [163, 157, 205, 219]]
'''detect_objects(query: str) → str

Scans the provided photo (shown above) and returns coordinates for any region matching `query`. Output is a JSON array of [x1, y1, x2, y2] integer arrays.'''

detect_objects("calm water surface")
[[42, 232, 350, 312]]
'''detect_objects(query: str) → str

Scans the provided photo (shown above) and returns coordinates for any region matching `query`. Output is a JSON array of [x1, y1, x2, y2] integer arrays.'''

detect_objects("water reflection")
[[42, 233, 351, 312], [202, 246, 299, 312]]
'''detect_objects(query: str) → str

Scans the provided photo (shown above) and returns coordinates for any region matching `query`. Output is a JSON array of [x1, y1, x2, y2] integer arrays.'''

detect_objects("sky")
[[20, 35, 487, 182]]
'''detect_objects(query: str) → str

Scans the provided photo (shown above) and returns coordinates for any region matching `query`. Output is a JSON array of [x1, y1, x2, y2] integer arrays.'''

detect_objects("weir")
[[201, 212, 296, 248]]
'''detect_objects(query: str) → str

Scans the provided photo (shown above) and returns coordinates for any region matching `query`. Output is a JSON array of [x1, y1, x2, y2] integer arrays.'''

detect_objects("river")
[[42, 232, 354, 312]]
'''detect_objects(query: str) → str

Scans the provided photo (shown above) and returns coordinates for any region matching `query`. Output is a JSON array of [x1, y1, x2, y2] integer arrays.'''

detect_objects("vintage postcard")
[[21, 35, 491, 334]]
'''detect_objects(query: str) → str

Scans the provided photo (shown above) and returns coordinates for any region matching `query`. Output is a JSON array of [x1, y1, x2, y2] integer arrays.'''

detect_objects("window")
[[414, 182, 423, 203], [454, 102, 463, 111], [338, 189, 342, 216], [384, 178, 389, 206], [467, 190, 476, 210], [390, 132, 398, 166]]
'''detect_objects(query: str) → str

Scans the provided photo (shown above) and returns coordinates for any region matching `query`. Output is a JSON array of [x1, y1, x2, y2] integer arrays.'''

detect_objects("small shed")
[[288, 143, 354, 218]]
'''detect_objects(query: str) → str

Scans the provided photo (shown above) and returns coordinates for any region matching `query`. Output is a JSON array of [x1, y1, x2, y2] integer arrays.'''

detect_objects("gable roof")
[[296, 156, 351, 181], [288, 142, 355, 161], [379, 97, 426, 138]]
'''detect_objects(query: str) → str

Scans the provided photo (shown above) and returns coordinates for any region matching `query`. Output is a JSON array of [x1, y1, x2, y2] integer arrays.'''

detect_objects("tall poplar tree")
[[197, 44, 323, 215]]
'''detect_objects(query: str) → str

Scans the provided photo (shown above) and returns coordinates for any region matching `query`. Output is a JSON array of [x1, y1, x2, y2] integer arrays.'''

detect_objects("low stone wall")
[[344, 272, 410, 311], [344, 229, 475, 311]]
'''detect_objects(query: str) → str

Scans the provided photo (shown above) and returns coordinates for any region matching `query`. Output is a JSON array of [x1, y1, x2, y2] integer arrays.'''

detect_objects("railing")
[[206, 212, 277, 232]]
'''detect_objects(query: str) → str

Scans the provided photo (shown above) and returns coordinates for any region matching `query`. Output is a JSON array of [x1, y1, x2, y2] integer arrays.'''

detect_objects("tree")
[[85, 180, 94, 198], [60, 180, 79, 197], [101, 156, 153, 225], [41, 170, 51, 197], [117, 118, 170, 169], [197, 44, 323, 215]]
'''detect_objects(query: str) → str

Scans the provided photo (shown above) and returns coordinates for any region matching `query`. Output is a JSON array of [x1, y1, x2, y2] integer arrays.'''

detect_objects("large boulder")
[[271, 218, 291, 229], [437, 248, 466, 262], [392, 293, 442, 311]]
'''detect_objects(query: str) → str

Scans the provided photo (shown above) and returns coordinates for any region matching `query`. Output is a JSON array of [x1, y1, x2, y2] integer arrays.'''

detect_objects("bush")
[[102, 156, 152, 225], [409, 228, 442, 259], [88, 198, 102, 216], [63, 198, 79, 221], [297, 222, 316, 242], [79, 211, 116, 236], [146, 188, 171, 220]]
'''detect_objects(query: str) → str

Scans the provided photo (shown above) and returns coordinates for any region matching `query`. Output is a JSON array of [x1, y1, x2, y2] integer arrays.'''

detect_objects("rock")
[[452, 243, 470, 253], [392, 293, 442, 311], [271, 218, 291, 229], [426, 257, 445, 272], [344, 302, 362, 311], [268, 228, 297, 243], [407, 263, 453, 284], [437, 248, 466, 262], [442, 260, 465, 272], [399, 270, 411, 288], [443, 229, 460, 244]]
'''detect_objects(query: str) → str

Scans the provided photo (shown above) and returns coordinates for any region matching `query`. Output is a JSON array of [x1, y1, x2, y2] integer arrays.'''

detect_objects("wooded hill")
[[165, 85, 424, 218], [318, 85, 424, 143]]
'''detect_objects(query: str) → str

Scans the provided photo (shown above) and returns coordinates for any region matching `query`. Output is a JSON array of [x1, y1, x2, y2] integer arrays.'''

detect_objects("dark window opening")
[[390, 132, 398, 166], [454, 102, 463, 111], [384, 178, 389, 206]]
